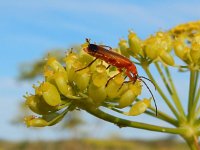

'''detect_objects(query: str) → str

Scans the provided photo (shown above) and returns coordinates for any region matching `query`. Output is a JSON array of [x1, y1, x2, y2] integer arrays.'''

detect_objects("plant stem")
[[194, 104, 200, 122], [191, 95, 200, 121], [85, 105, 187, 135], [188, 71, 196, 122], [147, 106, 178, 126], [193, 71, 199, 99], [143, 66, 180, 119], [164, 66, 186, 118], [185, 135, 200, 150], [154, 63, 172, 94], [102, 102, 178, 126], [191, 72, 200, 120]]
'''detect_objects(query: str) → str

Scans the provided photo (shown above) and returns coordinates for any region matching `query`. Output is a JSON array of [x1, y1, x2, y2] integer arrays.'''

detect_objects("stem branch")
[[188, 71, 196, 121], [85, 105, 186, 135], [164, 66, 185, 118], [143, 66, 180, 119]]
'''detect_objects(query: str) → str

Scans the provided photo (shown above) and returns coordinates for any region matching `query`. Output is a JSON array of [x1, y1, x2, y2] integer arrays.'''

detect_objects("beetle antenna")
[[138, 76, 156, 90], [86, 38, 90, 44], [139, 78, 158, 116]]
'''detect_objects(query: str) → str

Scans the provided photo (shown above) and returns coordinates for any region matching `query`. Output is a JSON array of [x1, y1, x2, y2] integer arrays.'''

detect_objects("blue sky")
[[0, 0, 199, 141]]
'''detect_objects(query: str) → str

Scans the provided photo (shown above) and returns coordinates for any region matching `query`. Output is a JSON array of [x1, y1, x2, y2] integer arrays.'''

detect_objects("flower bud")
[[64, 52, 79, 70], [128, 31, 143, 55], [89, 83, 107, 105], [160, 51, 175, 66], [106, 73, 124, 99], [74, 71, 91, 91], [144, 32, 172, 60], [173, 39, 188, 60], [64, 52, 78, 63], [144, 37, 161, 59], [156, 32, 172, 52], [79, 50, 94, 65], [24, 116, 48, 127], [118, 90, 136, 108], [128, 80, 142, 96], [53, 71, 74, 96], [125, 98, 151, 116], [67, 61, 83, 82], [191, 34, 200, 63], [92, 65, 108, 87], [46, 57, 65, 72], [35, 82, 61, 106], [191, 43, 200, 63], [43, 67, 55, 82], [25, 95, 56, 115], [118, 39, 129, 57], [117, 83, 129, 97]]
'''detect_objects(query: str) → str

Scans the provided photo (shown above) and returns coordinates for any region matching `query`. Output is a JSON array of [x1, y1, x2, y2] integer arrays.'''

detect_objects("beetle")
[[76, 38, 157, 115], [77, 39, 139, 81]]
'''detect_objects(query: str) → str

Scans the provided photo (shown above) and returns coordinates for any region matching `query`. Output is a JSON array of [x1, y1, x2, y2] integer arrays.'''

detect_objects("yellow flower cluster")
[[118, 31, 174, 66], [118, 20, 200, 70], [170, 20, 200, 70], [24, 47, 152, 127], [170, 20, 200, 38], [174, 32, 200, 70]]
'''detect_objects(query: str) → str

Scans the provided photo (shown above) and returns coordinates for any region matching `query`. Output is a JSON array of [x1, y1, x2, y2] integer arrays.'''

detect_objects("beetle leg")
[[106, 65, 111, 70], [117, 76, 128, 91], [105, 69, 123, 87], [75, 58, 98, 72]]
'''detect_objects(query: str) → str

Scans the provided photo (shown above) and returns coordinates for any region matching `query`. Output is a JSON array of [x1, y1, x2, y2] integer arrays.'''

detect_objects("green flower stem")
[[103, 102, 178, 126], [195, 86, 200, 109], [143, 66, 180, 120], [185, 136, 199, 150], [190, 85, 200, 121], [194, 104, 200, 120], [84, 104, 187, 135], [193, 71, 199, 99], [164, 66, 185, 118], [154, 62, 172, 94], [190, 71, 200, 116], [102, 103, 124, 114], [148, 106, 178, 126], [48, 104, 75, 125], [196, 130, 200, 136], [56, 102, 71, 110], [145, 110, 178, 126], [155, 63, 185, 118], [188, 71, 196, 122], [194, 119, 200, 126]]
